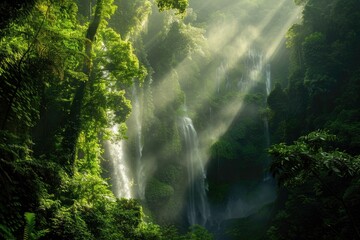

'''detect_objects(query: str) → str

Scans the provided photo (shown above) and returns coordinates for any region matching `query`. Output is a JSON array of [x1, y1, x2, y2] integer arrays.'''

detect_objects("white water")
[[263, 63, 271, 181], [180, 116, 210, 226], [248, 49, 264, 83], [217, 49, 274, 222], [234, 48, 265, 92], [132, 85, 146, 199], [265, 64, 271, 96], [106, 127, 133, 198], [264, 63, 271, 147]]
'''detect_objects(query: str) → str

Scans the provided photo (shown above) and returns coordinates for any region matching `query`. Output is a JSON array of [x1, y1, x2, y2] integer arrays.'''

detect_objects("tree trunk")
[[61, 0, 104, 172]]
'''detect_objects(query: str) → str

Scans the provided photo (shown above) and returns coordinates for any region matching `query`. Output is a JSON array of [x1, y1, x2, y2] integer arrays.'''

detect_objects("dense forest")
[[0, 0, 360, 239]]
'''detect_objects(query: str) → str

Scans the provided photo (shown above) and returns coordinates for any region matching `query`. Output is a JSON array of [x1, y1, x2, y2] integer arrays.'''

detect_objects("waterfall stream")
[[214, 49, 275, 222], [105, 126, 133, 199], [132, 85, 146, 199], [180, 116, 210, 226], [263, 63, 271, 181], [265, 64, 271, 96]]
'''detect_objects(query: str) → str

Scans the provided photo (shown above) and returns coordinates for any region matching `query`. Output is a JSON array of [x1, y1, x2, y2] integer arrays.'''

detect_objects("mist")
[[3, 0, 360, 239], [105, 0, 300, 234]]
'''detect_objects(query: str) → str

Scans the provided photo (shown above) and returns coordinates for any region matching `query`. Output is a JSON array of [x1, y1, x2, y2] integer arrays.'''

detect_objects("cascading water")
[[180, 116, 210, 226], [215, 49, 276, 222], [247, 49, 264, 83], [105, 125, 133, 199], [245, 49, 272, 180], [263, 64, 271, 181], [132, 85, 146, 199], [265, 64, 271, 96]]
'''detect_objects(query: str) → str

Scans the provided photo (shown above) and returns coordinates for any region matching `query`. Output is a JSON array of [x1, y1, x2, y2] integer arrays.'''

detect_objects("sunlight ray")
[[198, 6, 302, 160], [143, 0, 301, 178], [150, 0, 293, 113], [264, 7, 302, 61]]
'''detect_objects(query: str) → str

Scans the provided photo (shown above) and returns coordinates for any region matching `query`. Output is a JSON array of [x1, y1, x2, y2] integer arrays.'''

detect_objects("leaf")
[[331, 166, 341, 173], [66, 70, 88, 82], [24, 212, 35, 240]]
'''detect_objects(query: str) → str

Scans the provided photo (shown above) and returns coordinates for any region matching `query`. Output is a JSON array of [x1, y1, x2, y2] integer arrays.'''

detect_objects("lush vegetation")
[[0, 0, 212, 239], [1, 0, 360, 239], [265, 0, 360, 239], [268, 131, 360, 239]]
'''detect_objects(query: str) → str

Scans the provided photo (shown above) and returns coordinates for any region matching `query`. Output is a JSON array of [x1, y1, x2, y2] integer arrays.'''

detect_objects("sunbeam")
[[148, 0, 298, 116], [264, 7, 302, 61], [198, 4, 302, 156], [141, 1, 301, 175], [136, 0, 301, 227]]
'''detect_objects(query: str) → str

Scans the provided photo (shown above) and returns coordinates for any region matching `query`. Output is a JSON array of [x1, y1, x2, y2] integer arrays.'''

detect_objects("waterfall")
[[263, 64, 271, 181], [105, 125, 133, 198], [217, 49, 274, 222], [180, 116, 210, 226], [132, 85, 146, 199], [247, 49, 264, 83], [265, 64, 271, 96]]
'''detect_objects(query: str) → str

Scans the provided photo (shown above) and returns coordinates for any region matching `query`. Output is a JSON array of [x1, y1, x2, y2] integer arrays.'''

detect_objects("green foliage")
[[62, 172, 115, 208], [145, 178, 174, 208], [109, 199, 143, 238], [160, 225, 185, 240], [0, 0, 178, 239], [302, 32, 326, 68], [148, 21, 205, 76], [135, 222, 163, 240], [185, 225, 214, 240], [159, 225, 214, 240], [0, 0, 37, 34], [23, 212, 48, 240], [271, 0, 360, 144], [206, 87, 268, 205], [0, 224, 16, 240], [269, 130, 340, 186], [157, 164, 182, 185], [156, 0, 189, 14], [98, 27, 146, 84], [326, 109, 360, 152], [109, 0, 152, 38], [210, 139, 236, 161], [268, 130, 360, 239], [267, 83, 288, 117], [267, 194, 326, 240], [0, 131, 54, 238], [49, 206, 95, 240], [266, 1, 360, 239], [76, 129, 103, 175], [23, 212, 36, 240]]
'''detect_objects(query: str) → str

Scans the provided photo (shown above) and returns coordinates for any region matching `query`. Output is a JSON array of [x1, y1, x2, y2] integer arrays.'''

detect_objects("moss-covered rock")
[[145, 178, 174, 208], [157, 164, 183, 186]]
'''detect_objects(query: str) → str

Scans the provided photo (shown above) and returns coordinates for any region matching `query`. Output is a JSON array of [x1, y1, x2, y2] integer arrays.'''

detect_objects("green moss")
[[157, 164, 183, 186], [145, 178, 174, 208]]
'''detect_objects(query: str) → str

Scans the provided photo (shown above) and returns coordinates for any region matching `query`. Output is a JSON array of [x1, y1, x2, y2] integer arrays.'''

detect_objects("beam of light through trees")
[[140, 0, 301, 198], [150, 1, 299, 132]]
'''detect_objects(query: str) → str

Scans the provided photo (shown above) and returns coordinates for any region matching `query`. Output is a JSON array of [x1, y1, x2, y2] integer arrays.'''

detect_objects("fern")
[[23, 212, 48, 240], [23, 212, 35, 240]]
